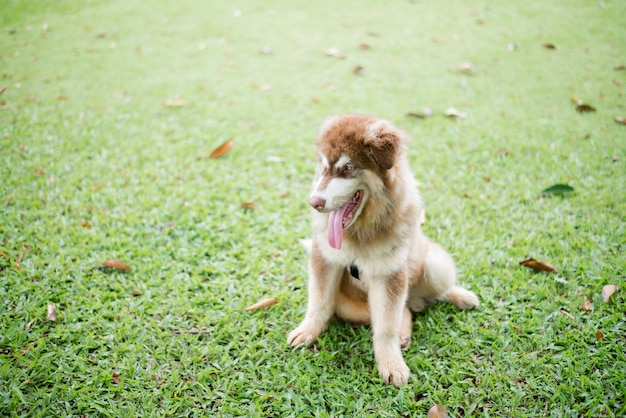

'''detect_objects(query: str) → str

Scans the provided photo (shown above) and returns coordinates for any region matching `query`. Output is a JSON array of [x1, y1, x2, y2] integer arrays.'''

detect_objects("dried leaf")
[[602, 284, 617, 303], [560, 309, 575, 321], [46, 303, 57, 321], [495, 149, 509, 157], [0, 86, 6, 95], [615, 117, 626, 125], [458, 62, 473, 72], [112, 371, 120, 384], [596, 331, 605, 340], [210, 140, 234, 159], [483, 176, 491, 183], [543, 43, 556, 49], [26, 318, 37, 329], [325, 47, 344, 58], [244, 297, 278, 312], [407, 112, 425, 119], [241, 202, 257, 211], [358, 44, 371, 50], [576, 103, 596, 113], [519, 258, 558, 273], [427, 405, 448, 418], [165, 98, 188, 107], [254, 390, 275, 400], [353, 66, 365, 75], [102, 259, 131, 271], [581, 299, 593, 312], [444, 107, 467, 119], [541, 184, 574, 196], [17, 251, 24, 264], [265, 155, 284, 163]]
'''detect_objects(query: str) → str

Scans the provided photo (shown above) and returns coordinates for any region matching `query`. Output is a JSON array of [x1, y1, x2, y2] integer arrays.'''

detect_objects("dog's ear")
[[363, 120, 401, 170]]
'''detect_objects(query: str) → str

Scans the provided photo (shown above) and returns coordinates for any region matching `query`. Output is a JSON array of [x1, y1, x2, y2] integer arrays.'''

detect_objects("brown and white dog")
[[287, 115, 479, 387]]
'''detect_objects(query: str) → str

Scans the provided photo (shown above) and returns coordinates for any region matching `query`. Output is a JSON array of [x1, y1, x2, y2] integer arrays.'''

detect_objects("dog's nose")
[[309, 196, 326, 212]]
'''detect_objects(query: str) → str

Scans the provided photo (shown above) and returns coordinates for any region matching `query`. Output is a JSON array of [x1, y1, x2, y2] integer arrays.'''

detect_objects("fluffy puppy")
[[288, 115, 479, 386]]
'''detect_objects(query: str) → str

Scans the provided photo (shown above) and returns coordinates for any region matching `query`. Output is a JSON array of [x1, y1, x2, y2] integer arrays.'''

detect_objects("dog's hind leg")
[[443, 285, 479, 310], [419, 241, 479, 310]]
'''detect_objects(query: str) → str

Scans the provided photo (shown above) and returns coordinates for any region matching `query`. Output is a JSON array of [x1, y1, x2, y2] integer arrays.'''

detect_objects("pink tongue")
[[328, 204, 348, 249]]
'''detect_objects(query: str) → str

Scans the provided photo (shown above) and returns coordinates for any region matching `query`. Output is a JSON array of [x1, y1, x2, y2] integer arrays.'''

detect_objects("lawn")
[[1, 0, 625, 416]]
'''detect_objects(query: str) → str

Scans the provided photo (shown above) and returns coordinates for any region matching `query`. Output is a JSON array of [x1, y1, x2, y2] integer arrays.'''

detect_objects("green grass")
[[1, 0, 625, 416]]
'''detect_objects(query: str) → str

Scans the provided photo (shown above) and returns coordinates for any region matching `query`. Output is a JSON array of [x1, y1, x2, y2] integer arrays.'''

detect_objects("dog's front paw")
[[377, 358, 410, 387], [287, 322, 321, 347]]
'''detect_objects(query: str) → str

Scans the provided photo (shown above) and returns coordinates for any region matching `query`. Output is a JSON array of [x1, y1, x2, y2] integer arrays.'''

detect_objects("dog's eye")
[[345, 163, 355, 172]]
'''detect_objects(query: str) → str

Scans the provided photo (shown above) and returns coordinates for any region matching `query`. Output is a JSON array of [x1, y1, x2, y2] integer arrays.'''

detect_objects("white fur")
[[333, 154, 351, 170], [309, 177, 360, 212], [290, 115, 479, 388]]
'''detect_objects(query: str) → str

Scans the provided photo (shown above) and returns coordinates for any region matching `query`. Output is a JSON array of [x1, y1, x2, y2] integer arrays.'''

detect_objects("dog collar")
[[349, 263, 360, 280]]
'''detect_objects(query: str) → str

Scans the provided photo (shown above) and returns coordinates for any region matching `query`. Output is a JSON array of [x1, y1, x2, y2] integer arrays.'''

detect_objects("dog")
[[287, 115, 479, 387]]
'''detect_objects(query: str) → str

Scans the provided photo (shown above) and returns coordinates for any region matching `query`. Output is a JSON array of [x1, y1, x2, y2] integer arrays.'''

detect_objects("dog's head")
[[309, 115, 405, 249]]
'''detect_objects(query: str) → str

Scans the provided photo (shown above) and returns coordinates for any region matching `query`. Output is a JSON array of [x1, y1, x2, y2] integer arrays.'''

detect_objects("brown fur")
[[288, 115, 479, 387]]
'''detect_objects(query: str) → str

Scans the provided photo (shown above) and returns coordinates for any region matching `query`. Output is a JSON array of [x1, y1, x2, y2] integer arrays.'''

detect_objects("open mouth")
[[328, 190, 363, 250]]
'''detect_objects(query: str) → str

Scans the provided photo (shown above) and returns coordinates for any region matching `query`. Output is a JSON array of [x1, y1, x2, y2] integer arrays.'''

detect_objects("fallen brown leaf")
[[615, 117, 626, 125], [165, 98, 188, 107], [427, 405, 448, 418], [102, 259, 131, 271], [210, 140, 234, 159], [596, 331, 605, 341], [458, 62, 473, 72], [543, 43, 556, 49], [26, 318, 38, 329], [495, 149, 510, 157], [560, 309, 575, 321], [0, 86, 6, 95], [407, 112, 426, 119], [576, 103, 596, 113], [46, 303, 57, 321], [254, 390, 275, 400], [244, 297, 278, 312], [581, 299, 593, 312], [241, 202, 257, 211], [519, 258, 558, 273], [112, 371, 121, 384], [353, 66, 365, 75], [602, 284, 617, 303], [483, 176, 491, 183]]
